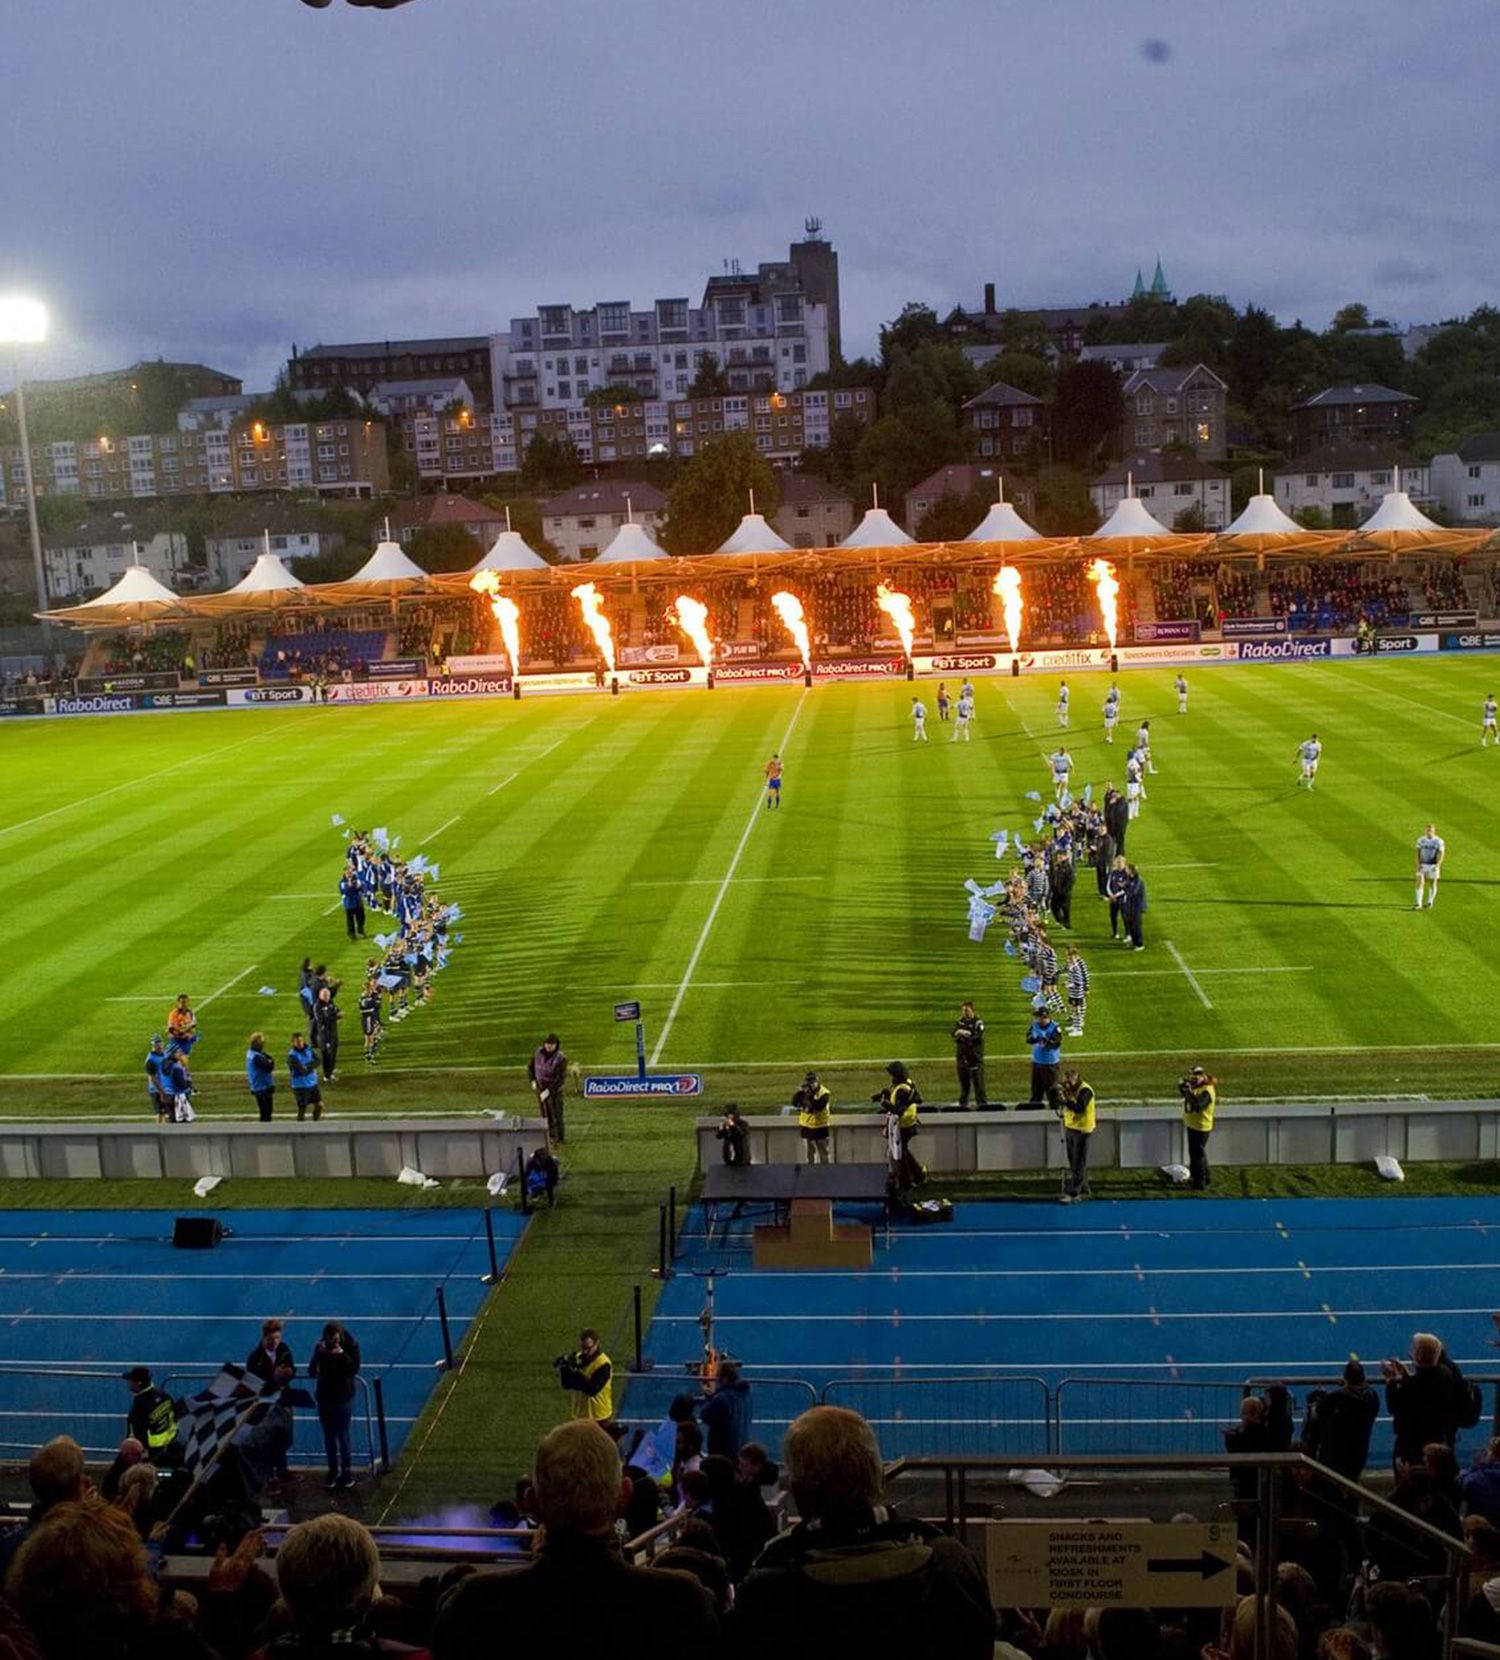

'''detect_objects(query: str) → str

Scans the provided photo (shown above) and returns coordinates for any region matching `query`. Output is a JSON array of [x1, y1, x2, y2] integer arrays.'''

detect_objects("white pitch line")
[[197, 964, 257, 1011], [650, 688, 809, 1066], [0, 722, 300, 842], [1359, 678, 1477, 731], [634, 875, 821, 887], [420, 814, 460, 844], [1092, 965, 1313, 979], [1153, 862, 1219, 870], [486, 773, 519, 797], [1165, 939, 1213, 1009]]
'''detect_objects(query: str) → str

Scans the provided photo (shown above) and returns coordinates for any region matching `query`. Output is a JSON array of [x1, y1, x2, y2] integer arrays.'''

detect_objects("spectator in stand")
[[1303, 1360, 1379, 1544], [1384, 1331, 1467, 1468], [0, 1437, 89, 1577], [432, 1420, 719, 1656], [245, 1318, 296, 1487], [265, 1514, 421, 1660], [700, 1362, 752, 1461], [309, 1321, 361, 1491], [733, 1406, 994, 1658]]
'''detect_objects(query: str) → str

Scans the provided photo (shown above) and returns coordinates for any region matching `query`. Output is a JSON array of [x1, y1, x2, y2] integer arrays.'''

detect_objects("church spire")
[[1131, 268, 1146, 300], [1150, 257, 1169, 298]]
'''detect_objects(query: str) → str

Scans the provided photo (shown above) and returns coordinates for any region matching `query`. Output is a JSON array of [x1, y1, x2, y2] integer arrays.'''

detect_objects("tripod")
[[687, 1266, 734, 1381]]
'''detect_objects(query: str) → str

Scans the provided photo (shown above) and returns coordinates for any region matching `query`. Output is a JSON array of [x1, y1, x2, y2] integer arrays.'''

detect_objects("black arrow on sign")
[[1147, 1552, 1233, 1580]]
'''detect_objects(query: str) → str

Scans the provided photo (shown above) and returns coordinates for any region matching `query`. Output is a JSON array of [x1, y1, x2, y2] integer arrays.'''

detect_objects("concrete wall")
[[0, 1117, 550, 1182], [696, 1102, 1500, 1175]]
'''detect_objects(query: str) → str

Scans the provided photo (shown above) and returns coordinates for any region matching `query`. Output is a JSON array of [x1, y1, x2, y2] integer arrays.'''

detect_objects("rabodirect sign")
[[1238, 637, 1333, 662], [51, 694, 138, 715], [582, 1073, 704, 1099], [712, 661, 802, 684], [427, 674, 512, 696], [814, 657, 906, 680], [1442, 631, 1500, 651]]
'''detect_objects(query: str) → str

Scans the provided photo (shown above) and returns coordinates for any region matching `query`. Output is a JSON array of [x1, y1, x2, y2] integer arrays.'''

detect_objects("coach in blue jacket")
[[1026, 1010, 1063, 1109], [246, 1034, 276, 1122], [287, 1034, 323, 1122]]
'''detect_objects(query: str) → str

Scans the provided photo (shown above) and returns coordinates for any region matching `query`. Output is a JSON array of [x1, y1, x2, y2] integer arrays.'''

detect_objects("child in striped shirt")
[[1064, 946, 1091, 1036]]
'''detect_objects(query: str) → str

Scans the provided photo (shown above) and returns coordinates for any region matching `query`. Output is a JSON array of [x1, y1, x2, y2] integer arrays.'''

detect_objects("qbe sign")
[[986, 1521, 1236, 1609]]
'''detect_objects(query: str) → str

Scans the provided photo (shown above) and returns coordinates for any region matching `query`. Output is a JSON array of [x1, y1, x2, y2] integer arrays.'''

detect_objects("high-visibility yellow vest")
[[572, 1350, 613, 1422], [1063, 1082, 1096, 1134], [1184, 1083, 1217, 1133], [890, 1082, 919, 1131], [145, 1393, 178, 1450], [798, 1086, 831, 1132]]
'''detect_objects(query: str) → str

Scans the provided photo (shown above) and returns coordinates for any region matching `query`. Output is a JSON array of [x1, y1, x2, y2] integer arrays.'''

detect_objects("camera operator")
[[792, 1072, 832, 1164], [555, 1328, 613, 1424], [717, 1106, 751, 1167], [1178, 1064, 1217, 1190], [1058, 1070, 1096, 1203], [873, 1062, 922, 1190]]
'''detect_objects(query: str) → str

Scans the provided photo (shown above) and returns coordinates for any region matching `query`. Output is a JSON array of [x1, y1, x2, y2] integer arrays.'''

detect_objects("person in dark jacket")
[[1050, 846, 1075, 930], [733, 1405, 994, 1659], [951, 1002, 987, 1109], [1304, 1361, 1380, 1486], [700, 1363, 752, 1461], [246, 1033, 276, 1122], [1384, 1332, 1465, 1469], [1094, 825, 1117, 898], [1461, 1438, 1500, 1527], [717, 1107, 752, 1167], [308, 1322, 361, 1490], [1103, 783, 1128, 857], [432, 1421, 718, 1659], [266, 1513, 419, 1660], [524, 1145, 560, 1208], [338, 867, 366, 941], [124, 1367, 182, 1467], [1121, 863, 1147, 951], [528, 1033, 568, 1144], [313, 987, 341, 1083], [246, 1317, 297, 1485]]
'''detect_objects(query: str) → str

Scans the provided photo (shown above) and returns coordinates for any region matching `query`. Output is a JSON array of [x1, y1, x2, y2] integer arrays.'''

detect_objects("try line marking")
[[486, 773, 519, 797], [650, 688, 809, 1066], [197, 965, 257, 1011], [1166, 939, 1213, 1009]]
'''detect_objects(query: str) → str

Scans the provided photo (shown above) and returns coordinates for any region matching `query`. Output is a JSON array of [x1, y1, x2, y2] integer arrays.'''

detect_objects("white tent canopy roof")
[[1091, 496, 1172, 539], [713, 513, 792, 555], [1222, 493, 1303, 537], [469, 530, 548, 572], [342, 539, 429, 583], [594, 521, 668, 563], [230, 552, 306, 593], [840, 507, 914, 549], [965, 501, 1040, 541], [1359, 491, 1442, 534], [75, 564, 180, 608]]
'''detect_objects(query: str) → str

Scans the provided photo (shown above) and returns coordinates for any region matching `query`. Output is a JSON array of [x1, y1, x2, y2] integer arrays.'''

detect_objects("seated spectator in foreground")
[[432, 1421, 718, 1659], [262, 1513, 423, 1660], [7, 1498, 214, 1660], [0, 1437, 89, 1575], [1461, 1437, 1500, 1527], [732, 1405, 995, 1659]]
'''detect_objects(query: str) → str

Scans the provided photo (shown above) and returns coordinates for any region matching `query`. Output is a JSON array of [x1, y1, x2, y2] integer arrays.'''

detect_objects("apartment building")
[[1290, 384, 1417, 457], [1274, 442, 1429, 524], [1091, 454, 1231, 530], [541, 480, 667, 563], [228, 416, 390, 498], [1120, 364, 1228, 461], [287, 337, 494, 409], [962, 381, 1049, 461], [772, 473, 855, 548], [41, 512, 190, 601]]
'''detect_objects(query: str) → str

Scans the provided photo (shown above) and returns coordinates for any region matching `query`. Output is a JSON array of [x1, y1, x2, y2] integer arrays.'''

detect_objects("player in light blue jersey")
[[952, 690, 974, 742], [1482, 695, 1497, 747], [1296, 734, 1322, 789], [1175, 673, 1188, 713], [1415, 823, 1445, 909], [910, 696, 928, 742], [1057, 680, 1070, 728], [1049, 746, 1074, 801], [1103, 685, 1120, 743]]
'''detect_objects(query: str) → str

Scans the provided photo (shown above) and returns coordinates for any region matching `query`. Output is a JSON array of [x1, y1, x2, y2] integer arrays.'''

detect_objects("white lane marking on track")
[[700, 1356, 1497, 1372], [197, 964, 258, 1010], [711, 1261, 1485, 1280], [0, 724, 302, 841], [1165, 939, 1213, 1009], [650, 1305, 1500, 1324], [649, 688, 809, 1066]]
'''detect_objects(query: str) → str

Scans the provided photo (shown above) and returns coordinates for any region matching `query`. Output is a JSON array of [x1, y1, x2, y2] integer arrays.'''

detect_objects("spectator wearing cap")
[[733, 1405, 995, 1657], [793, 1071, 832, 1163], [1181, 1065, 1217, 1190], [528, 1033, 568, 1145], [123, 1367, 182, 1468], [433, 1420, 718, 1657]]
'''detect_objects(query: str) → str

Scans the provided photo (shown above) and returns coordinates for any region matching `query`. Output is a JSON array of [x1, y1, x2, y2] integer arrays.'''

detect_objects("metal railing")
[[160, 1371, 384, 1475], [883, 1451, 1473, 1660], [822, 1374, 1051, 1460], [1054, 1376, 1252, 1455], [613, 1370, 818, 1460]]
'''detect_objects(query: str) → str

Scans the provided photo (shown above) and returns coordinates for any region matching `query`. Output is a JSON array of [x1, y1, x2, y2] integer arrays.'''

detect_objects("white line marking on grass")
[[649, 688, 809, 1066], [486, 773, 519, 796], [633, 875, 821, 886], [197, 965, 257, 1011], [0, 724, 304, 842], [420, 815, 460, 844], [1091, 966, 1313, 979], [1360, 680, 1476, 731], [532, 738, 566, 762], [267, 894, 336, 901], [321, 900, 343, 916], [1153, 862, 1219, 870], [1165, 939, 1213, 1009]]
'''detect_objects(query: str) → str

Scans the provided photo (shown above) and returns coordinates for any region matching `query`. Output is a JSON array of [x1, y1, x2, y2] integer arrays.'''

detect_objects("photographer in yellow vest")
[[1059, 1070, 1096, 1204], [793, 1071, 833, 1165], [1179, 1064, 1217, 1191], [555, 1328, 613, 1423]]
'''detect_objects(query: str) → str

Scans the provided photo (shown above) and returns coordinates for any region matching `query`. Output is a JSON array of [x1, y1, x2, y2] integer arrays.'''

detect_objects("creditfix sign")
[[1018, 647, 1113, 672], [229, 685, 313, 706], [1119, 642, 1237, 666], [326, 678, 426, 703], [1221, 616, 1288, 639], [426, 673, 513, 696], [582, 1073, 704, 1098], [1238, 637, 1333, 662]]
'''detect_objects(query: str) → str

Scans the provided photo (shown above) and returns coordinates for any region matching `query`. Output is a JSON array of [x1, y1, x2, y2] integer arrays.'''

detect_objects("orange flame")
[[668, 594, 714, 666], [1087, 558, 1120, 650], [770, 590, 812, 672], [570, 581, 616, 674], [469, 569, 522, 674], [875, 582, 916, 659], [993, 566, 1024, 655]]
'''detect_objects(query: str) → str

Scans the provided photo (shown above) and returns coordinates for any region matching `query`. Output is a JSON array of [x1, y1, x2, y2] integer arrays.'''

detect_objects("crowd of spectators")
[[1420, 561, 1468, 610], [1151, 563, 1197, 621], [100, 631, 191, 675], [260, 626, 387, 682], [201, 626, 256, 671], [1216, 569, 1262, 617], [11, 1349, 1500, 1660], [1268, 566, 1412, 632]]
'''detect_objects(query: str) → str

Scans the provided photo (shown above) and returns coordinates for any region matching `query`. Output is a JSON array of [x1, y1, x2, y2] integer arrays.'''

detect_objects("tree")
[[1291, 505, 1329, 529], [385, 426, 419, 495], [915, 487, 993, 542], [1330, 303, 1371, 333], [879, 301, 944, 365], [658, 432, 778, 556], [520, 434, 584, 494], [978, 351, 1054, 400], [686, 353, 729, 399], [1029, 465, 1100, 535], [807, 356, 882, 393], [1053, 360, 1123, 466], [1172, 502, 1207, 532], [799, 411, 865, 490], [409, 522, 485, 573], [583, 384, 645, 408], [853, 403, 969, 512]]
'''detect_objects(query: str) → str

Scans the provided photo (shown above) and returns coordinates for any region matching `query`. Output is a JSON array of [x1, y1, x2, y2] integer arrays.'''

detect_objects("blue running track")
[[0, 1209, 525, 1466], [639, 1196, 1500, 1462]]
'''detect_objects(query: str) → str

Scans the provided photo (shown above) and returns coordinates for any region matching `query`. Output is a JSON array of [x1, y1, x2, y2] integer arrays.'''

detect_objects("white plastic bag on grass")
[[397, 1165, 439, 1190], [1374, 1155, 1405, 1182], [1159, 1163, 1191, 1185]]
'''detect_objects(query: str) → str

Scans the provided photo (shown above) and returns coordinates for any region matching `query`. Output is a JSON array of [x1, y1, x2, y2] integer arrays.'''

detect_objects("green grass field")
[[2, 655, 1498, 1508], [3, 657, 1498, 1110]]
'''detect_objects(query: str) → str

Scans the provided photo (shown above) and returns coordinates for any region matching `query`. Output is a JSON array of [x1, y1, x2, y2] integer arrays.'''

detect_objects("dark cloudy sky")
[[2, 0, 1494, 387]]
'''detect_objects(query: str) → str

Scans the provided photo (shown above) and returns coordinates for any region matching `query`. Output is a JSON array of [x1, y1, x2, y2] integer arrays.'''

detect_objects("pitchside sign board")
[[987, 1521, 1237, 1609], [580, 996, 704, 1098]]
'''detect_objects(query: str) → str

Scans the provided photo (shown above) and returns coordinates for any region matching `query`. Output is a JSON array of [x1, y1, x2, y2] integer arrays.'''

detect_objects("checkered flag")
[[177, 1363, 272, 1479]]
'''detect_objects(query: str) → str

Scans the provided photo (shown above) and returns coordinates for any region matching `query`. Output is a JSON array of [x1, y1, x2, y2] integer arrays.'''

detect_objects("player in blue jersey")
[[1296, 734, 1322, 790], [1056, 680, 1070, 729], [1048, 745, 1074, 802], [1482, 695, 1497, 748], [1414, 824, 1445, 910]]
